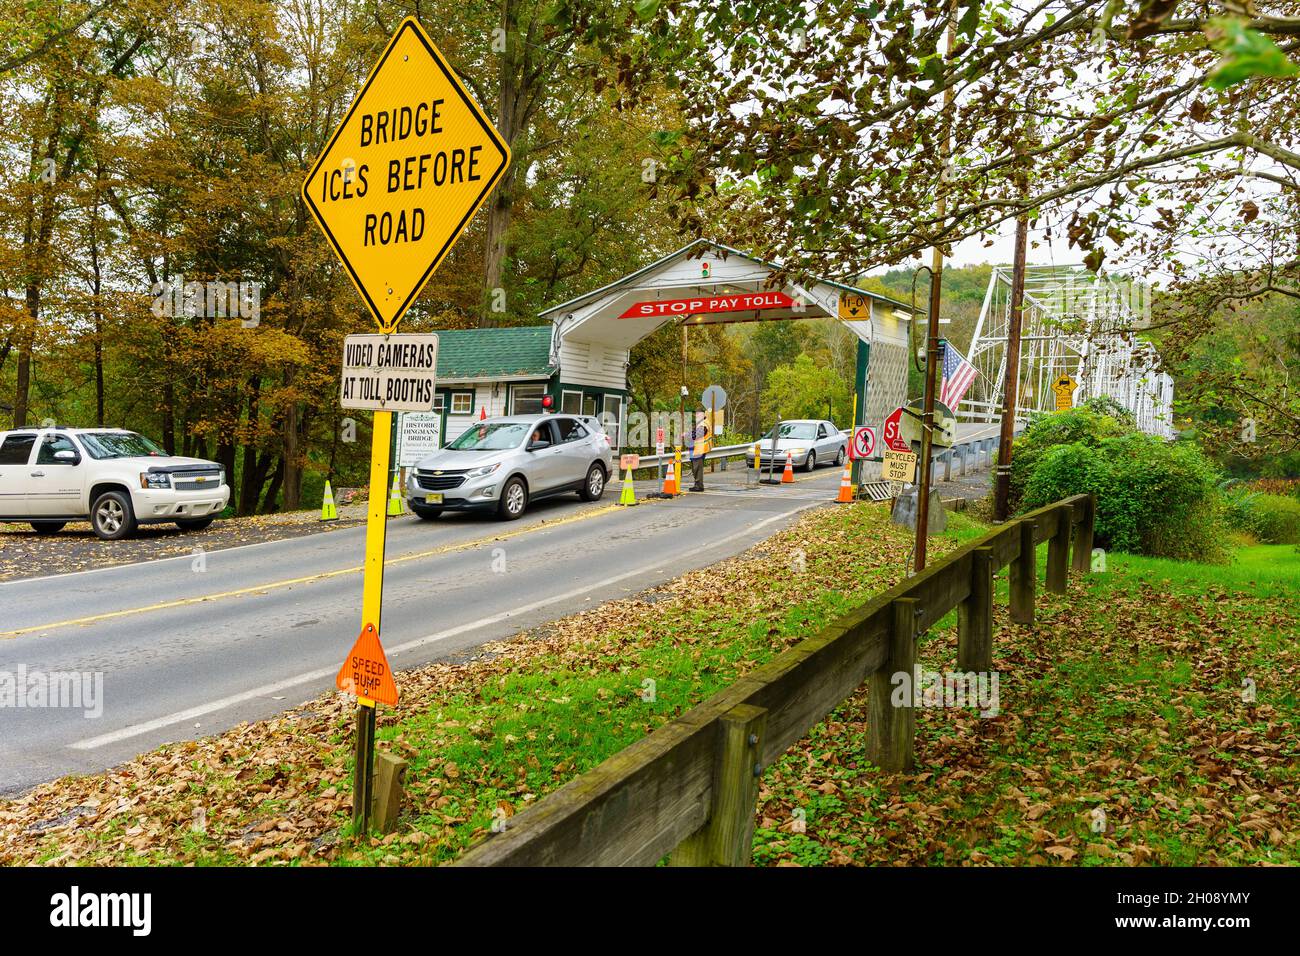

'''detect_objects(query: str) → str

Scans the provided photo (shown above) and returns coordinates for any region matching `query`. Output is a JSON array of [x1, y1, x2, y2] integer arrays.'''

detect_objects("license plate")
[[427, 493, 443, 504]]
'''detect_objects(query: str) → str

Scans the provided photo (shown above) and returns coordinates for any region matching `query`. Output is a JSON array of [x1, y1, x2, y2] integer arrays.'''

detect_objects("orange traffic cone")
[[836, 461, 854, 503], [662, 459, 677, 496], [479, 406, 488, 420], [781, 451, 795, 483]]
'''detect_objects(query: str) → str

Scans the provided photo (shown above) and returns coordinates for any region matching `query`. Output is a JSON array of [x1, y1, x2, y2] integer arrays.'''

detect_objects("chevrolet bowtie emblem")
[[195, 476, 207, 482], [434, 470, 443, 475]]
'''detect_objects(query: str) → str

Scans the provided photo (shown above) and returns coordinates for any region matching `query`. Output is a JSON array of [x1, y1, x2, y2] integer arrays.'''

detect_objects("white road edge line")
[[69, 500, 822, 751]]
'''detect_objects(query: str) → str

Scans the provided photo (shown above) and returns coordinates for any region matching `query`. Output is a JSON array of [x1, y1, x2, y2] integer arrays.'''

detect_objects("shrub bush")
[[1007, 403, 1133, 513], [1017, 427, 1229, 563], [1226, 491, 1300, 544]]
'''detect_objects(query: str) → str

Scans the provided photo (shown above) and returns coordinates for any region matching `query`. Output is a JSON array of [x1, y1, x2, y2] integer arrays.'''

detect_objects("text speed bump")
[[340, 333, 439, 412], [337, 622, 399, 707], [301, 16, 510, 331]]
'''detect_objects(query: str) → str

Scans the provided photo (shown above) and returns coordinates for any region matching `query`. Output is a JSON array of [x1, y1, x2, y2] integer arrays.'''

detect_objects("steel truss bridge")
[[961, 264, 1174, 437]]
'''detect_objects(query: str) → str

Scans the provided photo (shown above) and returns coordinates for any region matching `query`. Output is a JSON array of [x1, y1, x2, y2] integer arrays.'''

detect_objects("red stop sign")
[[882, 407, 910, 452]]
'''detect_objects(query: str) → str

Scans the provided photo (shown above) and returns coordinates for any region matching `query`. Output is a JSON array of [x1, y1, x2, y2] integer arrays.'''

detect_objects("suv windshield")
[[79, 431, 167, 460], [446, 422, 531, 451]]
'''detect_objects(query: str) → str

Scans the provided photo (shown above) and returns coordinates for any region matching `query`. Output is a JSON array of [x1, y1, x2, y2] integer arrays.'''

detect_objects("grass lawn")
[[753, 541, 1299, 865], [2, 505, 1294, 866]]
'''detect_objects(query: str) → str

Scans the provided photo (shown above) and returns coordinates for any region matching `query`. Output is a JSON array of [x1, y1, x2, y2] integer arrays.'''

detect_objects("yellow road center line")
[[1, 502, 623, 640]]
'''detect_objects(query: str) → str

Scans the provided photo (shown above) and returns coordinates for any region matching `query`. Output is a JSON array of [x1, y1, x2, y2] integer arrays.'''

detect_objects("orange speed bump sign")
[[337, 622, 399, 706], [302, 17, 510, 331]]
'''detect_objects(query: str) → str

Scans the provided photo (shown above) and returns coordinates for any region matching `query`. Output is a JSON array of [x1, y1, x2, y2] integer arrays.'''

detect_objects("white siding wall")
[[442, 384, 508, 444], [557, 338, 628, 390]]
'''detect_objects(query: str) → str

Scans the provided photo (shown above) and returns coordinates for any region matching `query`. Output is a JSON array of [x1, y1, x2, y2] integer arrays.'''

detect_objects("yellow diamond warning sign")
[[302, 17, 510, 331]]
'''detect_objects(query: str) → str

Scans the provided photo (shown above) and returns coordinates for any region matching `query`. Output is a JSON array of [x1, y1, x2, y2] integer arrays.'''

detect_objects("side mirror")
[[54, 449, 79, 464], [526, 441, 545, 452]]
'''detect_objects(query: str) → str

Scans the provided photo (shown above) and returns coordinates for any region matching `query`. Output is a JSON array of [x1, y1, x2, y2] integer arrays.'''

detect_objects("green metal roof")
[[434, 326, 555, 381]]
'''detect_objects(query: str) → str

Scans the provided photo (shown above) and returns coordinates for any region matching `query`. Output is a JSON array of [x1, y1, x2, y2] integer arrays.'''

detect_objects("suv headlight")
[[465, 463, 501, 479], [140, 472, 170, 489]]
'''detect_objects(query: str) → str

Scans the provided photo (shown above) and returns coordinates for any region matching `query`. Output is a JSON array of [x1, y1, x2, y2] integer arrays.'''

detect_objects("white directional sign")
[[340, 333, 439, 412]]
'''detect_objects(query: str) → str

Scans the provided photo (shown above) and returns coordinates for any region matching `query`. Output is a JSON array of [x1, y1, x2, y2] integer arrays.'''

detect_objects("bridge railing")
[[458, 493, 1095, 866]]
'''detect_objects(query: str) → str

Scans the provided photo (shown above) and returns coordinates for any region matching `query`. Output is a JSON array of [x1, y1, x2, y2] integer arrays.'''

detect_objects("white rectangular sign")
[[397, 411, 442, 467], [340, 333, 439, 413]]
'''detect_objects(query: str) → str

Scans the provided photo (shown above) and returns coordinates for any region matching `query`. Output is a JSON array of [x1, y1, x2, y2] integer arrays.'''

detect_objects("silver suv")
[[0, 427, 230, 540], [406, 414, 611, 521]]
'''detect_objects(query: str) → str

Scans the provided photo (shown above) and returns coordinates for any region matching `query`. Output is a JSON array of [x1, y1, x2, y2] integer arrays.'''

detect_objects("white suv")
[[0, 428, 230, 540]]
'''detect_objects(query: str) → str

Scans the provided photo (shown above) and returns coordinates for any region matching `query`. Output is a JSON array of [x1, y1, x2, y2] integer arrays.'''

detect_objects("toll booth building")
[[427, 323, 630, 446], [430, 239, 916, 451]]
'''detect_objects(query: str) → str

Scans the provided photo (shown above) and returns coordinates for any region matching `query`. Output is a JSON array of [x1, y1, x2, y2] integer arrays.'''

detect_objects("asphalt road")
[[0, 465, 844, 795]]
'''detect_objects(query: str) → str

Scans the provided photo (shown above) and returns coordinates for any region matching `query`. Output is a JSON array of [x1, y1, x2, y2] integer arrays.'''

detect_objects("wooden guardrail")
[[457, 493, 1096, 866]]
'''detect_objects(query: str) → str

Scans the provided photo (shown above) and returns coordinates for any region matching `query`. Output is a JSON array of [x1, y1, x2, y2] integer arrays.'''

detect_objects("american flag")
[[939, 341, 977, 410]]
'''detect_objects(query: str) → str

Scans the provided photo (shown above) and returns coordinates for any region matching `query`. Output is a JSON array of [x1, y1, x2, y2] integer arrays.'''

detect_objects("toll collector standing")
[[688, 405, 711, 492]]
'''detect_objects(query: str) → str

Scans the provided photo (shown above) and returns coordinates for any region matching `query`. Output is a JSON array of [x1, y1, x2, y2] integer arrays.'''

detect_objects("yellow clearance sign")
[[838, 292, 870, 320], [302, 17, 510, 331]]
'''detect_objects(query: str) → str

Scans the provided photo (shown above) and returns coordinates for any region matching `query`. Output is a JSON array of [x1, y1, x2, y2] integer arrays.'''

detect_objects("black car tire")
[[176, 516, 215, 532], [579, 463, 607, 501], [804, 450, 817, 472], [411, 502, 443, 521], [835, 446, 846, 467], [498, 476, 528, 521], [91, 490, 137, 540], [31, 522, 66, 535]]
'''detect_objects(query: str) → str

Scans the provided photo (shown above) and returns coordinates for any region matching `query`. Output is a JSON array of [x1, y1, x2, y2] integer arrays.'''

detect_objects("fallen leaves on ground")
[[0, 500, 925, 866]]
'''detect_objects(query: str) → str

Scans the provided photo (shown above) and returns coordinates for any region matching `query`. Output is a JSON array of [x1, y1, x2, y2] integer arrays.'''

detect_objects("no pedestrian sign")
[[302, 16, 510, 331], [850, 425, 876, 460], [341, 333, 439, 412]]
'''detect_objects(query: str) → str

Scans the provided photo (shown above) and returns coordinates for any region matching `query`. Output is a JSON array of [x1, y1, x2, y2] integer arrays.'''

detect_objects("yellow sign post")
[[302, 15, 509, 835]]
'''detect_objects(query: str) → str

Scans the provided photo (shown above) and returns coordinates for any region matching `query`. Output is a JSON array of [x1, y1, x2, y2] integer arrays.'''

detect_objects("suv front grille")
[[172, 470, 223, 491], [416, 469, 468, 491]]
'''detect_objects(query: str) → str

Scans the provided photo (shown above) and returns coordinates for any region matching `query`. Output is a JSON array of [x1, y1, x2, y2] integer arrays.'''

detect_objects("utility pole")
[[994, 105, 1035, 522], [994, 217, 1029, 521], [914, 5, 957, 573]]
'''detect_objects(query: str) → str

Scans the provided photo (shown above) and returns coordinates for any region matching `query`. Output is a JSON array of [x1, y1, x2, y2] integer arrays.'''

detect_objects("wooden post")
[[1010, 520, 1037, 624], [1071, 494, 1096, 573], [957, 547, 994, 672], [1046, 507, 1070, 593], [371, 753, 409, 834], [867, 597, 918, 772], [352, 703, 376, 834], [668, 703, 767, 866]]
